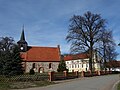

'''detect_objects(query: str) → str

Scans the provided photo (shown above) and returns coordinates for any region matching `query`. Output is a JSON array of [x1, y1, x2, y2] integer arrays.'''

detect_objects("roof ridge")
[[28, 46, 58, 48]]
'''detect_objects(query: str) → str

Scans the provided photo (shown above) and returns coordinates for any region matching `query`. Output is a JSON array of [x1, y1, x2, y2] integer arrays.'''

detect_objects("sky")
[[0, 0, 120, 60]]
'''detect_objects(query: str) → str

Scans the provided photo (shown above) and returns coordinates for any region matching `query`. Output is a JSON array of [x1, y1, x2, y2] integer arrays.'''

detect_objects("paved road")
[[18, 75, 119, 90]]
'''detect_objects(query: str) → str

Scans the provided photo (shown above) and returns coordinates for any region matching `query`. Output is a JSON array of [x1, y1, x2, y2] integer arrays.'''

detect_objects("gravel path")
[[17, 74, 120, 90]]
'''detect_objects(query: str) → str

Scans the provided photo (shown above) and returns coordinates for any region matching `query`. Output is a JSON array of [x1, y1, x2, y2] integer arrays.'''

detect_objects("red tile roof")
[[117, 61, 120, 67], [106, 60, 120, 67], [21, 46, 60, 62], [64, 53, 89, 61]]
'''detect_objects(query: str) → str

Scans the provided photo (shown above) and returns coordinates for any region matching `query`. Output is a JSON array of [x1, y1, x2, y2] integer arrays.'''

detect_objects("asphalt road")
[[18, 74, 119, 90]]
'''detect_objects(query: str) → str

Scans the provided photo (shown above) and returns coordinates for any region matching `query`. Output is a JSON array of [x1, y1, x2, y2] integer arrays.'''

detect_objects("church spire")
[[17, 25, 28, 52], [20, 25, 25, 41]]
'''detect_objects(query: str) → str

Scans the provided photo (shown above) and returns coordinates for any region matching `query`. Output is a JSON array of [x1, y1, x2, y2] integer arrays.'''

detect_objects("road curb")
[[112, 80, 120, 90]]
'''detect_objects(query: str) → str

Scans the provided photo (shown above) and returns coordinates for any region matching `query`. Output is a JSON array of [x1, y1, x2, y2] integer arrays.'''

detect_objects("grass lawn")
[[0, 82, 10, 90], [0, 81, 55, 90], [117, 82, 120, 90]]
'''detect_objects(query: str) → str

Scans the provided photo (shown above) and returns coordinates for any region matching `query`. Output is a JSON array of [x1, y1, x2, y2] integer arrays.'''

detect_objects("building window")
[[77, 61, 79, 64], [71, 61, 72, 64], [32, 63, 35, 69], [86, 64, 88, 67], [75, 64, 76, 68], [72, 64, 74, 68], [82, 64, 83, 68], [49, 63, 52, 69], [69, 65, 71, 68]]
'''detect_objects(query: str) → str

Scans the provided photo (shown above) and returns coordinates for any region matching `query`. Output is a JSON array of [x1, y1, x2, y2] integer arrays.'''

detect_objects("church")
[[17, 28, 61, 73]]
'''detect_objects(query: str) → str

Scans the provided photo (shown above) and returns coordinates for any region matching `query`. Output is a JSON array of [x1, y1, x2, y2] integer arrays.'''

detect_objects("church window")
[[32, 63, 35, 69], [49, 63, 52, 69]]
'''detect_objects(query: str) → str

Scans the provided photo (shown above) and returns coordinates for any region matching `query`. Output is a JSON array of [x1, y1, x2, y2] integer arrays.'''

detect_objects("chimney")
[[57, 45, 61, 61]]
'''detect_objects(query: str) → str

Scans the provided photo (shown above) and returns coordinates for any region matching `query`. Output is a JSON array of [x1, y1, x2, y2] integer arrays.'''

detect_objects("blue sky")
[[0, 0, 120, 60]]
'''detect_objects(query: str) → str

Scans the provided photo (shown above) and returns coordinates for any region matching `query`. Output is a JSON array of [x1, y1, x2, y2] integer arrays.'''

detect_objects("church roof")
[[64, 53, 89, 61], [21, 46, 61, 62]]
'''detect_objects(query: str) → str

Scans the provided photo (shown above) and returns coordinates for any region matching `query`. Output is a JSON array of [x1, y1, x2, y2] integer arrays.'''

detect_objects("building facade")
[[64, 52, 101, 72]]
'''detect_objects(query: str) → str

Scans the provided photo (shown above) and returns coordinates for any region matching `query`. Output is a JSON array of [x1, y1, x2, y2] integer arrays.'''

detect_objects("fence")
[[0, 71, 116, 82], [0, 73, 49, 82]]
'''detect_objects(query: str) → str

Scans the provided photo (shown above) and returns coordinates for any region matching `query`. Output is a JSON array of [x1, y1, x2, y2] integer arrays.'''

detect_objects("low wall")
[[48, 71, 114, 81], [48, 71, 79, 81]]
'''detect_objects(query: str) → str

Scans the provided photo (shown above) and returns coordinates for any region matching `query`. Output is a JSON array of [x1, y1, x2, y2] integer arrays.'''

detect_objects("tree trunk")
[[89, 43, 93, 76], [103, 44, 107, 73]]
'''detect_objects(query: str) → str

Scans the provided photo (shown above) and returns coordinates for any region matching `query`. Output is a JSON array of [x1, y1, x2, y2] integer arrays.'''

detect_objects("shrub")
[[29, 69, 35, 75]]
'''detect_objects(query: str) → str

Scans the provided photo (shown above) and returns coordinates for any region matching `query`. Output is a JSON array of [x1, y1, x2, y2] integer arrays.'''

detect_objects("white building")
[[64, 52, 101, 72]]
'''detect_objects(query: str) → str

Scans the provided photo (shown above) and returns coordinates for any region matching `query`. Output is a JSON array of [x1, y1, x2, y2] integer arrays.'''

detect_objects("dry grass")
[[0, 80, 55, 90]]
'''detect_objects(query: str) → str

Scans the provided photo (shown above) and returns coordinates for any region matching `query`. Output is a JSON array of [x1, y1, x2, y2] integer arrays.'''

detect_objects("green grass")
[[0, 81, 55, 90], [0, 82, 10, 90], [117, 82, 120, 90]]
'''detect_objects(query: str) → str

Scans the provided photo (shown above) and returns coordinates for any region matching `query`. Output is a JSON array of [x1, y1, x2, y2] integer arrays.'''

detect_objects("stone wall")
[[23, 61, 59, 73]]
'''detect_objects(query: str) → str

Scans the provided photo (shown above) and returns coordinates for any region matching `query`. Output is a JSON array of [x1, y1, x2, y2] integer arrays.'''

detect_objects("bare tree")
[[0, 37, 14, 52], [106, 45, 118, 70], [99, 30, 118, 71], [66, 11, 106, 73]]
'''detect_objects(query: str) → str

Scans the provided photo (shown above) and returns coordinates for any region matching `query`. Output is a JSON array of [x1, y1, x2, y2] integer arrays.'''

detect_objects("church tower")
[[17, 26, 28, 52]]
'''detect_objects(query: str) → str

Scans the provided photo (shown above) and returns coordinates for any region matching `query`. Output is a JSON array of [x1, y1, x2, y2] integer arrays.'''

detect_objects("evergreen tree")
[[57, 56, 68, 72], [0, 37, 23, 76]]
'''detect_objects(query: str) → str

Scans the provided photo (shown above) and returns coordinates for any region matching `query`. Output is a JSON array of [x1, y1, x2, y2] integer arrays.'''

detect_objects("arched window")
[[49, 63, 52, 69], [32, 63, 35, 69]]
